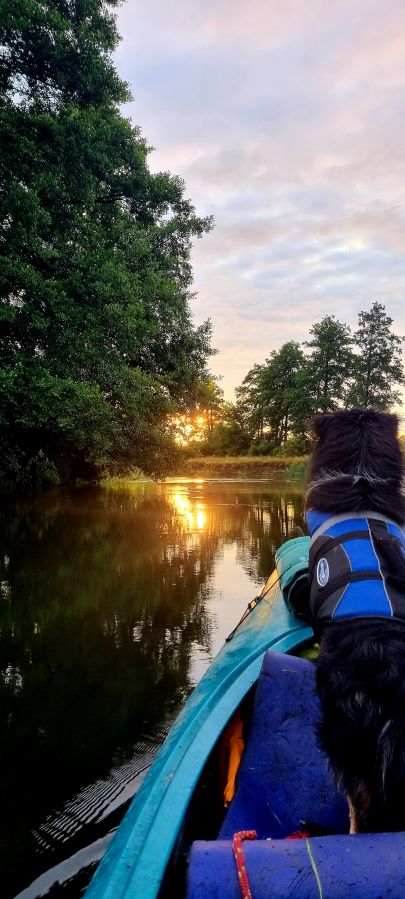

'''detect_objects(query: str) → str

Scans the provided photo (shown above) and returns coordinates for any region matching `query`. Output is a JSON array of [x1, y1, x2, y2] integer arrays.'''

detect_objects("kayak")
[[85, 537, 405, 898]]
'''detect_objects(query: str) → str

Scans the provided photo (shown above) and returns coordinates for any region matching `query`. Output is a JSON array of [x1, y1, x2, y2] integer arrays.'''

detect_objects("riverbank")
[[181, 455, 308, 480]]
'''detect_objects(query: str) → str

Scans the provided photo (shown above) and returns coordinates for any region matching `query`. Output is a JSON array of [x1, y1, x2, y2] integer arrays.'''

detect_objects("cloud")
[[115, 0, 405, 399]]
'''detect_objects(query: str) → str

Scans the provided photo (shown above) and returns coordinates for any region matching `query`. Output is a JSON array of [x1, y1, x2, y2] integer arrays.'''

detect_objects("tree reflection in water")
[[0, 480, 305, 897]]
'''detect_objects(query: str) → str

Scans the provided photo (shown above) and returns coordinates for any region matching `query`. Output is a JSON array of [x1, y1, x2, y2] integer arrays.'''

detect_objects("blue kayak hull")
[[85, 537, 312, 899]]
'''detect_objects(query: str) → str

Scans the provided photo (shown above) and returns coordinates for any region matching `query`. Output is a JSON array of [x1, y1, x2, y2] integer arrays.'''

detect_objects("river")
[[0, 478, 305, 897]]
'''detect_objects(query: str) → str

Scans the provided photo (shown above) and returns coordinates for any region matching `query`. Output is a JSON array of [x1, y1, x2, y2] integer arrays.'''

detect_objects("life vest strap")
[[308, 510, 401, 543], [311, 570, 382, 621], [311, 530, 371, 569]]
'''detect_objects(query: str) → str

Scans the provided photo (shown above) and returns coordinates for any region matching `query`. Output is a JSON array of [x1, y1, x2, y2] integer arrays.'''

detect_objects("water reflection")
[[172, 492, 206, 532], [0, 480, 304, 897]]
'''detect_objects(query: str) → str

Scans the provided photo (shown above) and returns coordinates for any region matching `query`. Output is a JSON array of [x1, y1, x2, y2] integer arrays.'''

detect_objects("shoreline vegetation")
[[181, 455, 309, 480], [102, 456, 309, 485]]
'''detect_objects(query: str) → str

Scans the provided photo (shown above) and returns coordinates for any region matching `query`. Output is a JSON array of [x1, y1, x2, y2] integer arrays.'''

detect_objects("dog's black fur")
[[306, 409, 405, 832]]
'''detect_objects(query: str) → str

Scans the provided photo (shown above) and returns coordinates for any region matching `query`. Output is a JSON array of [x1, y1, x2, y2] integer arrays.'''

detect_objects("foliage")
[[196, 377, 224, 434], [231, 304, 403, 457], [303, 315, 354, 412], [347, 302, 404, 408], [198, 402, 251, 456], [170, 378, 223, 447], [271, 435, 310, 457], [235, 363, 266, 440], [282, 459, 309, 480], [248, 438, 277, 456], [0, 0, 213, 491], [237, 342, 307, 448]]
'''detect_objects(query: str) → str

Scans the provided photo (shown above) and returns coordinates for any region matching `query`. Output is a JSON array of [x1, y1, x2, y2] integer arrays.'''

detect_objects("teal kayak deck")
[[85, 537, 312, 899]]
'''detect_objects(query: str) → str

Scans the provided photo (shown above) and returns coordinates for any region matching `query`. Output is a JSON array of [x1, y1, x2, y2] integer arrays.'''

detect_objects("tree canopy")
[[347, 302, 404, 408], [236, 342, 306, 448], [303, 316, 353, 413], [0, 0, 213, 491], [200, 303, 404, 457]]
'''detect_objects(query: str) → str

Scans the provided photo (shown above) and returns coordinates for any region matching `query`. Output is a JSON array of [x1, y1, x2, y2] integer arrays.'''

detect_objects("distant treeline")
[[191, 302, 404, 457]]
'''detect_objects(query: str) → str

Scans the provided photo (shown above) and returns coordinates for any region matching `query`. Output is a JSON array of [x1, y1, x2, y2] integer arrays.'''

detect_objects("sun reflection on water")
[[173, 493, 206, 531]]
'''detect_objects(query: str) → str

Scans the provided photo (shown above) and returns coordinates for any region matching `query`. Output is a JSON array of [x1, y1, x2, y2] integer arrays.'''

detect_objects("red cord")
[[232, 830, 257, 899], [286, 830, 310, 839]]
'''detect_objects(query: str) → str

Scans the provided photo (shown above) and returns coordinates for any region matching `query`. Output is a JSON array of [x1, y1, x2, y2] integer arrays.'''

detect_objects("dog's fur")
[[306, 409, 405, 833]]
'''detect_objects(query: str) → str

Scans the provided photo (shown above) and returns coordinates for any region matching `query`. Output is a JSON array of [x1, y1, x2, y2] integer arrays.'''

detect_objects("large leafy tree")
[[260, 341, 307, 446], [348, 301, 404, 408], [303, 315, 354, 413], [0, 0, 213, 490], [236, 364, 266, 441], [236, 342, 306, 449]]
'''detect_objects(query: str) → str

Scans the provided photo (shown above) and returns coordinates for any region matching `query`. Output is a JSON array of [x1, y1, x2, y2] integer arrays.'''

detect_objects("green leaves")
[[0, 0, 213, 491], [236, 304, 404, 454], [0, 0, 128, 107], [304, 316, 353, 413], [237, 342, 307, 450], [347, 302, 404, 409]]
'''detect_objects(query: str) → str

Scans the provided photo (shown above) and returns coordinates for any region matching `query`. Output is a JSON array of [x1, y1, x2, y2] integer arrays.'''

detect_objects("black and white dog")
[[305, 409, 405, 833]]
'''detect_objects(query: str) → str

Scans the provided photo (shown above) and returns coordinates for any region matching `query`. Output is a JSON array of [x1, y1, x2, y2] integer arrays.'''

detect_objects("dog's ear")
[[363, 410, 399, 437], [312, 414, 332, 440], [384, 412, 399, 436]]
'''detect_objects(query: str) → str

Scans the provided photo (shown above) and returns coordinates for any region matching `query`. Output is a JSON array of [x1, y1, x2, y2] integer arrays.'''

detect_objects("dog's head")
[[306, 409, 405, 522]]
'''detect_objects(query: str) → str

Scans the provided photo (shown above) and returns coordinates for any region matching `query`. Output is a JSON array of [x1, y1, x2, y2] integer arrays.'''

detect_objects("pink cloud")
[[115, 0, 405, 402]]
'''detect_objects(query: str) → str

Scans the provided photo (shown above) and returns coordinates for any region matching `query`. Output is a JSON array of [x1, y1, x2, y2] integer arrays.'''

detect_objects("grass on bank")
[[184, 455, 309, 480], [101, 457, 310, 485], [184, 455, 307, 467]]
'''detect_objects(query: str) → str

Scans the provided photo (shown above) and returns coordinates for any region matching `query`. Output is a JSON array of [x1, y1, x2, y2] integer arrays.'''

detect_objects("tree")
[[234, 306, 404, 458], [0, 0, 213, 491], [236, 364, 266, 440], [203, 403, 251, 455], [236, 343, 306, 450], [169, 377, 223, 446], [195, 378, 224, 435], [347, 302, 404, 408], [260, 342, 307, 446], [303, 316, 354, 412]]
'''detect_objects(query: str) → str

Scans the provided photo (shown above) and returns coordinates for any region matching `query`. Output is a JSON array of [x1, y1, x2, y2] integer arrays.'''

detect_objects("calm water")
[[0, 479, 305, 897]]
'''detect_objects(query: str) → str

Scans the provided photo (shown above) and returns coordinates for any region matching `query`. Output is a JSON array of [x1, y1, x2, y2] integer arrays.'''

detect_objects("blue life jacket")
[[306, 510, 405, 632]]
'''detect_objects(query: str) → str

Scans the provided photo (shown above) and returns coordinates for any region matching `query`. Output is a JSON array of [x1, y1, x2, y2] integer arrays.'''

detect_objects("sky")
[[115, 0, 405, 402]]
